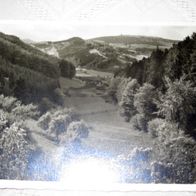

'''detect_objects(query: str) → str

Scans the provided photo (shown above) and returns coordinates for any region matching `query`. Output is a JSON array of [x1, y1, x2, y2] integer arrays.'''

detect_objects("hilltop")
[[33, 35, 177, 72], [0, 32, 75, 104]]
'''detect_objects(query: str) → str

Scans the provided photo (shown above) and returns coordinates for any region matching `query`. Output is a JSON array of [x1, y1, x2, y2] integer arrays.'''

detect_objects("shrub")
[[148, 118, 196, 183], [0, 123, 31, 179], [119, 79, 140, 121], [156, 76, 196, 130], [48, 114, 72, 141], [61, 120, 89, 144], [59, 59, 76, 79], [0, 109, 8, 132], [38, 97, 56, 114], [116, 77, 132, 102], [118, 147, 153, 183], [12, 103, 39, 120], [53, 88, 65, 106], [148, 118, 165, 138], [130, 114, 148, 131], [0, 94, 39, 123], [0, 95, 20, 112], [38, 111, 52, 130], [134, 83, 157, 119], [107, 76, 122, 103], [150, 161, 174, 183], [163, 136, 196, 183]]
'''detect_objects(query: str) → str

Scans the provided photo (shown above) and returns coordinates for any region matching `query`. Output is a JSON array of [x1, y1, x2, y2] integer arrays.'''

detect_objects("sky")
[[0, 0, 195, 42], [0, 22, 195, 42]]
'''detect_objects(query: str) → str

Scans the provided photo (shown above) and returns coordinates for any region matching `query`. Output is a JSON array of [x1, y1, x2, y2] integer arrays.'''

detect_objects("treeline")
[[0, 32, 60, 78], [108, 33, 196, 183], [109, 75, 196, 183], [0, 32, 76, 104], [116, 32, 196, 135], [123, 33, 196, 87]]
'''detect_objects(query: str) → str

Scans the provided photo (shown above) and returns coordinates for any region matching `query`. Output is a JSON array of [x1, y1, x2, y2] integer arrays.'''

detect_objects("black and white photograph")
[[0, 0, 196, 195]]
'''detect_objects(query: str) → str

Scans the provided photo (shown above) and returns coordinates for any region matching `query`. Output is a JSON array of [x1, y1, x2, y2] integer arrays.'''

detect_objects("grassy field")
[[62, 70, 152, 155], [27, 69, 152, 157]]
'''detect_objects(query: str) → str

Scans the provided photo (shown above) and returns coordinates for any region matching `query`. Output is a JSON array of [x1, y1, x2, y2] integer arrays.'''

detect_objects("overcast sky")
[[0, 22, 195, 42], [0, 0, 195, 42]]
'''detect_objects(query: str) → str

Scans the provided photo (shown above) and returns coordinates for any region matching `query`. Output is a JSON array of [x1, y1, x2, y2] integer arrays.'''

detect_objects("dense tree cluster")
[[0, 32, 76, 103], [0, 95, 90, 180], [119, 79, 140, 121], [0, 95, 39, 179], [111, 76, 196, 183], [38, 108, 89, 144], [59, 59, 76, 79], [124, 33, 196, 87], [109, 33, 196, 183]]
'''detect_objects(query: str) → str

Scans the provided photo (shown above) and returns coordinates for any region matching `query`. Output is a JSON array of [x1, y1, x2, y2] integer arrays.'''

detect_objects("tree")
[[147, 118, 196, 183], [118, 147, 152, 183], [116, 77, 132, 102], [59, 60, 76, 79], [0, 123, 31, 179], [157, 76, 196, 130], [132, 83, 157, 131], [134, 83, 157, 118], [49, 114, 72, 141], [60, 120, 89, 144], [0, 109, 8, 132], [107, 76, 121, 103], [119, 79, 140, 121]]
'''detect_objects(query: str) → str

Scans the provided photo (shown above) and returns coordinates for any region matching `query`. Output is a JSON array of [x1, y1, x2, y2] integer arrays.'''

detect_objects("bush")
[[0, 123, 32, 179], [59, 59, 76, 79], [0, 109, 8, 132], [119, 79, 140, 121], [12, 103, 39, 120], [116, 77, 132, 102], [134, 83, 157, 118], [38, 97, 56, 114], [118, 147, 152, 183], [148, 118, 165, 138], [60, 120, 89, 144], [48, 114, 72, 141], [107, 76, 122, 103], [148, 118, 196, 183], [163, 136, 196, 183], [0, 95, 20, 112], [53, 88, 65, 106], [130, 114, 148, 131], [156, 76, 196, 131], [38, 111, 52, 130], [150, 161, 174, 183], [0, 94, 39, 123]]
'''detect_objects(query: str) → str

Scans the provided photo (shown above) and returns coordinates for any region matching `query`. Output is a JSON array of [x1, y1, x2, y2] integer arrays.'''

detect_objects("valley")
[[61, 69, 152, 155], [1, 31, 196, 183], [33, 35, 177, 72]]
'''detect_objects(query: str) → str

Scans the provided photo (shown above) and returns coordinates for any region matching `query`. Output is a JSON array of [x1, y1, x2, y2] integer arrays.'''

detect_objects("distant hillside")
[[34, 35, 177, 72], [90, 35, 178, 46], [122, 33, 196, 87], [0, 32, 74, 104]]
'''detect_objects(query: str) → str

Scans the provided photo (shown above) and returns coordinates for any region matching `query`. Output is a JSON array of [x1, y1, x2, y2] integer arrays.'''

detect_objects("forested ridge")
[[0, 32, 75, 104], [106, 33, 196, 183], [123, 33, 196, 87]]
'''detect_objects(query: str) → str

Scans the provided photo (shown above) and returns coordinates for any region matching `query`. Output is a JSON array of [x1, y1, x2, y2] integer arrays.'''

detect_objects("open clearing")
[[62, 70, 152, 155], [28, 69, 152, 156]]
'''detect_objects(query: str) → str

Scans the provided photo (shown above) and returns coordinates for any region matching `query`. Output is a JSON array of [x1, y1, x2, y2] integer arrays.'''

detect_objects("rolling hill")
[[0, 32, 61, 103], [33, 35, 177, 72]]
